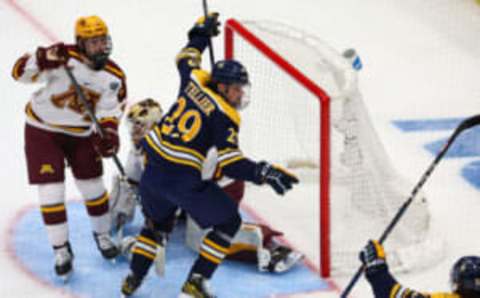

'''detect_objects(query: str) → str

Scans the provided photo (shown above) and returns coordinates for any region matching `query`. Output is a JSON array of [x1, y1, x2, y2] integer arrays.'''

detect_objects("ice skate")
[[94, 232, 120, 260], [53, 242, 74, 282], [121, 273, 143, 297], [179, 273, 216, 298]]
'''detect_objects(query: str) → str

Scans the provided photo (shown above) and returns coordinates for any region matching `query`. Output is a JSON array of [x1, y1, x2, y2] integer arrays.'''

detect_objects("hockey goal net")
[[224, 18, 443, 277]]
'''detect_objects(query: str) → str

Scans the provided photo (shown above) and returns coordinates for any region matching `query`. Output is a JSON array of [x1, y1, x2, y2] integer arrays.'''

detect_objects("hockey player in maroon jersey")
[[111, 99, 304, 277], [12, 15, 127, 280], [361, 240, 480, 298]]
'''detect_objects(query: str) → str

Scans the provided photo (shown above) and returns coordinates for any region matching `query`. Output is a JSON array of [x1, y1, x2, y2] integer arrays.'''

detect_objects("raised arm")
[[175, 13, 220, 89], [11, 43, 70, 84]]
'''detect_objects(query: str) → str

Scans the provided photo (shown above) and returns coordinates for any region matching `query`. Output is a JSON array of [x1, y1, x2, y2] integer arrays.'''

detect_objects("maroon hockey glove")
[[91, 119, 119, 158], [36, 43, 68, 71]]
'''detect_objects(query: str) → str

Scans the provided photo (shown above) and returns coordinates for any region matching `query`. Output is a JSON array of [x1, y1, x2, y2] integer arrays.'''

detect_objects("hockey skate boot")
[[121, 273, 143, 297], [179, 273, 216, 298], [93, 232, 119, 260], [259, 245, 304, 273], [53, 242, 74, 281]]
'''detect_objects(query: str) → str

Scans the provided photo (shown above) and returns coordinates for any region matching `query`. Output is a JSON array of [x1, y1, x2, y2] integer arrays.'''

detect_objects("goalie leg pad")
[[110, 174, 138, 232]]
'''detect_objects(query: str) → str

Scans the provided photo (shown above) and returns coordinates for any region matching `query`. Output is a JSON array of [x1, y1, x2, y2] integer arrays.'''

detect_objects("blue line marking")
[[394, 116, 480, 190], [393, 118, 464, 132], [461, 160, 480, 191], [424, 128, 480, 158]]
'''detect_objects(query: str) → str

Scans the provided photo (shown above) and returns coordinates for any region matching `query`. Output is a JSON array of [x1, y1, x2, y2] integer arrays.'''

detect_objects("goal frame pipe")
[[224, 18, 332, 277]]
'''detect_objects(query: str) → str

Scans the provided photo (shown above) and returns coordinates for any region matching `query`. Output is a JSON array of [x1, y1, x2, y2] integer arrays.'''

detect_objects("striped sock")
[[191, 230, 231, 279], [130, 228, 159, 279]]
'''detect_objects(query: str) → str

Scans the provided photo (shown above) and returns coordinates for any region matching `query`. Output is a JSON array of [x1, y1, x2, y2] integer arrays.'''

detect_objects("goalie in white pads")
[[109, 98, 163, 233], [112, 98, 303, 277]]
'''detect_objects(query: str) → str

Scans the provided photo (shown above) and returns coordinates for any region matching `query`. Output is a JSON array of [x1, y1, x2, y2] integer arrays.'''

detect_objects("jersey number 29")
[[161, 97, 202, 142]]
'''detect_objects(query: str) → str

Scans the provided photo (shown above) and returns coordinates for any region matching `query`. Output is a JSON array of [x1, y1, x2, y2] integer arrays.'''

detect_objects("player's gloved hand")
[[360, 240, 387, 274], [91, 119, 120, 157], [36, 42, 68, 71], [255, 161, 299, 195], [188, 12, 221, 39]]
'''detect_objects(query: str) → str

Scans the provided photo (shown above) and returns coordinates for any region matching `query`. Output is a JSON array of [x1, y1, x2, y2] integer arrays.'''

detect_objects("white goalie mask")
[[126, 98, 163, 145]]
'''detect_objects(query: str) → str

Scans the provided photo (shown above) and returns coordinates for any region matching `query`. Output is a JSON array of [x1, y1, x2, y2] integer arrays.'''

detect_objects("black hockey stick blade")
[[340, 113, 480, 298], [63, 66, 126, 177]]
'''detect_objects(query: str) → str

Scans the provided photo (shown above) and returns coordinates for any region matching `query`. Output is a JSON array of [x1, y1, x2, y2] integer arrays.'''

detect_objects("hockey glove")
[[360, 240, 387, 274], [188, 12, 221, 39], [255, 161, 299, 195], [91, 119, 120, 158], [36, 42, 68, 71]]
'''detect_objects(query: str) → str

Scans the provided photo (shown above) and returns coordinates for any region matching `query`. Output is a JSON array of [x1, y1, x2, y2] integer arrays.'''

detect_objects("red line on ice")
[[5, 203, 81, 298], [5, 0, 58, 43], [241, 202, 343, 296]]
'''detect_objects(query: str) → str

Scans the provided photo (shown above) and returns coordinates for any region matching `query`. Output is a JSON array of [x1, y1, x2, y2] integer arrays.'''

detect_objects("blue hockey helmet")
[[211, 60, 249, 86], [450, 256, 480, 295]]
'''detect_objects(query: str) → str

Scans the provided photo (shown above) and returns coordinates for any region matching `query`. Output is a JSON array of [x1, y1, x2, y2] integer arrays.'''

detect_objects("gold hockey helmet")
[[127, 98, 164, 144], [75, 16, 108, 39], [74, 16, 111, 70]]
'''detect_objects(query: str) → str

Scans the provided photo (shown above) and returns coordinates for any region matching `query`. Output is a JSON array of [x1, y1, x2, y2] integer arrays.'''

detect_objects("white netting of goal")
[[227, 19, 444, 276]]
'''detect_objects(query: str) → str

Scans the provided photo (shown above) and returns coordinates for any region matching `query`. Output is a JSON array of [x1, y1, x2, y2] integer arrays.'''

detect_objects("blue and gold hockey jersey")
[[367, 266, 461, 298], [141, 33, 258, 183]]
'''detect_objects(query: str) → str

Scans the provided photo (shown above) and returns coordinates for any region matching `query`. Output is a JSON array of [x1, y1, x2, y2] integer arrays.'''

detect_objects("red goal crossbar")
[[224, 18, 332, 277]]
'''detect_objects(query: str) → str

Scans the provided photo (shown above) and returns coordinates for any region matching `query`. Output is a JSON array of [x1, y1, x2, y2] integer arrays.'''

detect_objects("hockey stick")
[[63, 66, 126, 176], [202, 0, 215, 68], [340, 114, 480, 298], [64, 66, 128, 242]]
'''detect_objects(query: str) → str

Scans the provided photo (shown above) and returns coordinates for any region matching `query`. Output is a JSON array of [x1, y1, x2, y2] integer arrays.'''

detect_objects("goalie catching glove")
[[254, 162, 299, 195]]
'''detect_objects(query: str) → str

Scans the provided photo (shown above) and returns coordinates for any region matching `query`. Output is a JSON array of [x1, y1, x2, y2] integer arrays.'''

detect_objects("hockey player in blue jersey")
[[120, 13, 299, 298], [361, 240, 480, 298]]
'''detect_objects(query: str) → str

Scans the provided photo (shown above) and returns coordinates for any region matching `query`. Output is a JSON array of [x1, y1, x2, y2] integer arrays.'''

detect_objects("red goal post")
[[224, 18, 332, 277]]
